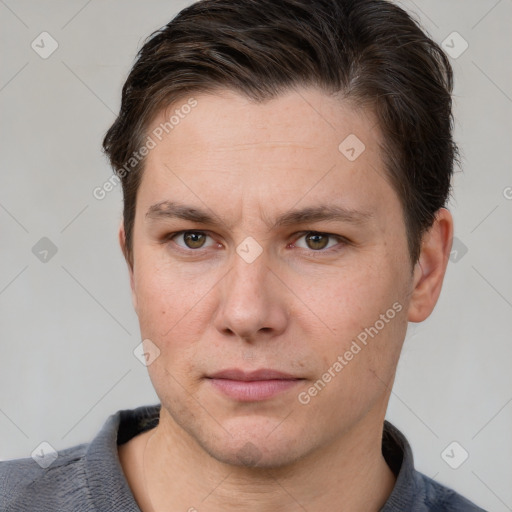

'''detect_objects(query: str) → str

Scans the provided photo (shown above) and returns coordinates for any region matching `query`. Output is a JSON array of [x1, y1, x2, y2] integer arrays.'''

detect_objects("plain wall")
[[1, 1, 511, 510]]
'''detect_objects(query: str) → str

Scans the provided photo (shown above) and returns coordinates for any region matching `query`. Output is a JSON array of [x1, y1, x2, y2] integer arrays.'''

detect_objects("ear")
[[118, 220, 137, 313], [407, 208, 454, 323]]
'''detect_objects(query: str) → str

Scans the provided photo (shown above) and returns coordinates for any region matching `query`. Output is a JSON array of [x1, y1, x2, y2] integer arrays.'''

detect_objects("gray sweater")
[[0, 404, 487, 511]]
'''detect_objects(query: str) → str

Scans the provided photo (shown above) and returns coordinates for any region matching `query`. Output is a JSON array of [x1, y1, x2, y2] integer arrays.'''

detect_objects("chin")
[[195, 417, 310, 469], [206, 441, 303, 469], [159, 392, 320, 469]]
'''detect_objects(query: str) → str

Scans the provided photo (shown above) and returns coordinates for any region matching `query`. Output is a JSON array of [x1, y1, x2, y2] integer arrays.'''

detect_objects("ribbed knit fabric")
[[0, 404, 487, 511]]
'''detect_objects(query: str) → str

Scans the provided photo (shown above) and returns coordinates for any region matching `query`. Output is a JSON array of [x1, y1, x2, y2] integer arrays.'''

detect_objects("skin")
[[117, 87, 453, 511]]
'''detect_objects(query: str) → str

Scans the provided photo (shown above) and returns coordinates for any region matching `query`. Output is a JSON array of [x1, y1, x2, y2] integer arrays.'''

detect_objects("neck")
[[138, 405, 396, 512]]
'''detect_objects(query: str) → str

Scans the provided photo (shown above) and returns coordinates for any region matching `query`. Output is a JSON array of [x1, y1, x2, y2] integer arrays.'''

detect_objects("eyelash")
[[164, 230, 348, 257]]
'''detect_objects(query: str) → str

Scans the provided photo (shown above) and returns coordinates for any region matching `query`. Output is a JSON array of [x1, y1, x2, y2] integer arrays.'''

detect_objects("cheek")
[[291, 263, 390, 335], [132, 259, 221, 383], [292, 254, 409, 372], [300, 301, 408, 428], [133, 269, 170, 336], [133, 258, 211, 335]]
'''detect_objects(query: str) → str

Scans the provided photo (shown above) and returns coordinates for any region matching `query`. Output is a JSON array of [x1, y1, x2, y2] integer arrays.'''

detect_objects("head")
[[103, 0, 456, 468]]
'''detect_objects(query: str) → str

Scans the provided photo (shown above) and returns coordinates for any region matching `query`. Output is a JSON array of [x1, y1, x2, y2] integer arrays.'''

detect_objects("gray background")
[[1, 1, 511, 510]]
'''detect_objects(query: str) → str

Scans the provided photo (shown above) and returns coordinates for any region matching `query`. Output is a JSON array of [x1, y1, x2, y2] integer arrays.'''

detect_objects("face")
[[125, 87, 418, 468]]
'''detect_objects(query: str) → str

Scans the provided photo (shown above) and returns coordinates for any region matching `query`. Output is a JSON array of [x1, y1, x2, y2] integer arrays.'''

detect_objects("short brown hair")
[[102, 0, 458, 268]]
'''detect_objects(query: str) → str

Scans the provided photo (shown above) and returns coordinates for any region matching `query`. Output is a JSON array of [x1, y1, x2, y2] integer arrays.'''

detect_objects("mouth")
[[206, 368, 304, 402]]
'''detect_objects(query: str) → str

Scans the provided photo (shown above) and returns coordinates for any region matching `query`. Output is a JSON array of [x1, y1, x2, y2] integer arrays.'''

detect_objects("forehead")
[[137, 87, 398, 227], [147, 87, 381, 156]]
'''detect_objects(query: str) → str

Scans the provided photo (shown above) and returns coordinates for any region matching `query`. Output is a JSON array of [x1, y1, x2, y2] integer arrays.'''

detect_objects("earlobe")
[[118, 220, 138, 313], [407, 208, 454, 323]]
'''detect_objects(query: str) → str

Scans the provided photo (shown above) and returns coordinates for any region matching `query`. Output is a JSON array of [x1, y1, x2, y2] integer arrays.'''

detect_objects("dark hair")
[[102, 0, 457, 268]]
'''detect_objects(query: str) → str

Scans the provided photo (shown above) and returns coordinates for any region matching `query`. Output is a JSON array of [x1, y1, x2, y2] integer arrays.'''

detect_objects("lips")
[[206, 368, 303, 401], [208, 368, 299, 381]]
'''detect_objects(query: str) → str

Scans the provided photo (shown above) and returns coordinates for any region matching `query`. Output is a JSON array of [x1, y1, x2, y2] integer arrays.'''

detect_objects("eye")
[[170, 231, 217, 250], [293, 231, 345, 251]]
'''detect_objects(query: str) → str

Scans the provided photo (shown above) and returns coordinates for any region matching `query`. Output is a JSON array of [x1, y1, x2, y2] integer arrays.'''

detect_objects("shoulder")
[[0, 443, 90, 511], [381, 421, 487, 511], [0, 404, 160, 512], [417, 471, 488, 511]]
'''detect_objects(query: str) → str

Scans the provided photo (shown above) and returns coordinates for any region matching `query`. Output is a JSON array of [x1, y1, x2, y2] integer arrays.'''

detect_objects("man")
[[0, 0, 487, 510]]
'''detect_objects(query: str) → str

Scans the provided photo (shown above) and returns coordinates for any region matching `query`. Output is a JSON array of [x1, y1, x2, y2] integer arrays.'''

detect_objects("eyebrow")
[[145, 200, 373, 230]]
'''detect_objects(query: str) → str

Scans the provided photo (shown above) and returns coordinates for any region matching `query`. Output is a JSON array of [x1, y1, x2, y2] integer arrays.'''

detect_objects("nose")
[[213, 250, 289, 342]]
